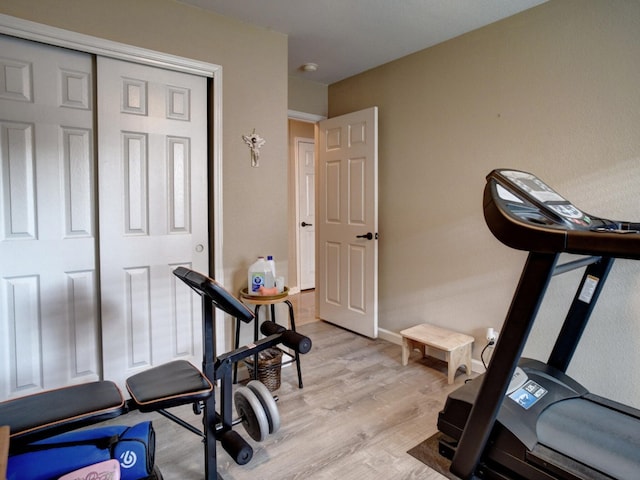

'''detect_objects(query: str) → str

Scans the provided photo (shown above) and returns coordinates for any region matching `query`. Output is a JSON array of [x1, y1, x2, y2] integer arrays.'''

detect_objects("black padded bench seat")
[[126, 360, 213, 412], [0, 381, 125, 448], [1, 360, 212, 451]]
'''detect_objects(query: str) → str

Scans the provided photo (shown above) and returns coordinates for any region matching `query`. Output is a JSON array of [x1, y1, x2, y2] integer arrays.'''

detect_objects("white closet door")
[[97, 57, 208, 388], [0, 35, 98, 398]]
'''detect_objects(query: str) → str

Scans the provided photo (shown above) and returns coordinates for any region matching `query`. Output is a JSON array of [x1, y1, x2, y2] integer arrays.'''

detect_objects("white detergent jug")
[[248, 256, 274, 294], [266, 255, 277, 280]]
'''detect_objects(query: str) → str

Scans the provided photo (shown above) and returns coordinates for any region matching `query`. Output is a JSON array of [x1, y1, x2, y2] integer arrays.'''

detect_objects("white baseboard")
[[471, 359, 486, 374], [288, 286, 301, 295], [377, 327, 402, 345]]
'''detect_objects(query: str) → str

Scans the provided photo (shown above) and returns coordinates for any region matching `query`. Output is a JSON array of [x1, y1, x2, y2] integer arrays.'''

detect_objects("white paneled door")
[[318, 107, 378, 338], [0, 36, 99, 398], [97, 57, 208, 388], [0, 35, 209, 398], [298, 139, 316, 290]]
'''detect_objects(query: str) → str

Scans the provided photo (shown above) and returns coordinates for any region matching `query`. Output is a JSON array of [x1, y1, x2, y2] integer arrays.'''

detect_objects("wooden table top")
[[240, 287, 290, 305]]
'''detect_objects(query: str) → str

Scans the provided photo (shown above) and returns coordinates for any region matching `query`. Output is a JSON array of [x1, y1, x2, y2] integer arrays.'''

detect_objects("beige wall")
[[288, 75, 328, 117], [329, 0, 640, 408], [0, 0, 289, 295]]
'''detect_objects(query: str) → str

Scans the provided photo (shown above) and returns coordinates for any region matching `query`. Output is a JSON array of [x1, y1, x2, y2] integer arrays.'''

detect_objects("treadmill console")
[[484, 168, 640, 257], [491, 170, 592, 229]]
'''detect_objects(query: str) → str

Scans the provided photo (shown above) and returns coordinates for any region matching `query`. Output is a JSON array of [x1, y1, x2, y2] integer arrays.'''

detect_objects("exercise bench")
[[0, 267, 312, 480]]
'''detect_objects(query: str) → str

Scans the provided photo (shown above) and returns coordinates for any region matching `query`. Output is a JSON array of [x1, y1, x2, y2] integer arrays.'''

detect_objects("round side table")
[[235, 288, 303, 388]]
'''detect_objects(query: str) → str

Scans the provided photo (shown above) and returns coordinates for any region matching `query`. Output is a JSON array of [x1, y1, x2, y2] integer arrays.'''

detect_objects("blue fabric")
[[7, 421, 154, 480]]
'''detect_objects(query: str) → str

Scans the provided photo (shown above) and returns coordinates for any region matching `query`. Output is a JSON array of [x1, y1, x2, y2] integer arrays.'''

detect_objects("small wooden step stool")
[[400, 323, 474, 384]]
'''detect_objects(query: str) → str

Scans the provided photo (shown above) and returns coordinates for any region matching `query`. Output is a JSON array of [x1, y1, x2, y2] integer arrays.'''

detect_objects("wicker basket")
[[244, 348, 283, 391]]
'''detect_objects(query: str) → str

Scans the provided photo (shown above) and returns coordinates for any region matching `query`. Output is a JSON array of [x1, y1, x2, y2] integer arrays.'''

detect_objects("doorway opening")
[[287, 113, 321, 294]]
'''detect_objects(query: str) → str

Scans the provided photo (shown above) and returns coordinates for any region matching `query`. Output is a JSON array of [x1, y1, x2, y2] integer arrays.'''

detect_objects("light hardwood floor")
[[112, 291, 466, 479]]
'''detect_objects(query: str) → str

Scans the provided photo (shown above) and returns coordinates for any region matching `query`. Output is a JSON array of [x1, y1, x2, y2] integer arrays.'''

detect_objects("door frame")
[[0, 14, 224, 285], [287, 110, 324, 294]]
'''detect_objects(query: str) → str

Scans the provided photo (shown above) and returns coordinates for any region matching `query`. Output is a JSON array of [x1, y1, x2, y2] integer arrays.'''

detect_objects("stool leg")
[[445, 351, 454, 384], [401, 337, 411, 366], [448, 346, 470, 384], [233, 305, 261, 383], [251, 305, 260, 380], [285, 300, 303, 388], [464, 344, 472, 378]]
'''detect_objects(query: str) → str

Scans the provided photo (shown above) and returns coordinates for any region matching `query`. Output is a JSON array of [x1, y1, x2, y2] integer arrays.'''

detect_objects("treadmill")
[[437, 169, 640, 480]]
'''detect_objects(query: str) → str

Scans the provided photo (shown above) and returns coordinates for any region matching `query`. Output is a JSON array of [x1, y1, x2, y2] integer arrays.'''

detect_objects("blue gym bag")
[[7, 421, 155, 480]]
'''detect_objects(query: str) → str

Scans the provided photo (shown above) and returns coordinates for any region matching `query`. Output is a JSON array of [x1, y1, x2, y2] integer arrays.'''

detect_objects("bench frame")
[[1, 267, 310, 480]]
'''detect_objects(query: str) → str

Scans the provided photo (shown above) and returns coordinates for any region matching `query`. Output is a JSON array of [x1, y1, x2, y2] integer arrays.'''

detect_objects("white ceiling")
[[178, 0, 547, 85]]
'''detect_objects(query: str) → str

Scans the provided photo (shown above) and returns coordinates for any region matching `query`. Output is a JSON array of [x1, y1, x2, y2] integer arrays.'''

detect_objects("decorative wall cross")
[[242, 129, 266, 167]]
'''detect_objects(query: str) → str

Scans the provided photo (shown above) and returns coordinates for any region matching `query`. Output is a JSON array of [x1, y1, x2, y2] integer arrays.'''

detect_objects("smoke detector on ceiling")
[[300, 63, 318, 72]]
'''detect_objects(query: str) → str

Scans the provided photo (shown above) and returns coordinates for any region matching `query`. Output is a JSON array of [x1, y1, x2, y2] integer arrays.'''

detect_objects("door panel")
[[0, 35, 210, 399], [298, 139, 315, 290], [0, 35, 98, 398], [97, 57, 208, 388], [318, 107, 378, 338]]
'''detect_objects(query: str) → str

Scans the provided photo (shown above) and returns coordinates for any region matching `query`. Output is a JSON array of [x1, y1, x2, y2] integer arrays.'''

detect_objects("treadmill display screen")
[[507, 175, 565, 204], [498, 170, 589, 224]]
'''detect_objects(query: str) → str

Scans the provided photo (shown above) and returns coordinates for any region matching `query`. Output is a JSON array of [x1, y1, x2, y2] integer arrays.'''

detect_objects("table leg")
[[233, 304, 261, 383], [285, 300, 303, 388], [251, 305, 260, 380], [401, 337, 411, 366]]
